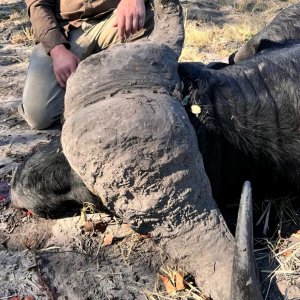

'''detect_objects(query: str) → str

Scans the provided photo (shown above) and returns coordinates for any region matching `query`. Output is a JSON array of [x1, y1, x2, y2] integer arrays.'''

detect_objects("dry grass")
[[181, 0, 299, 63], [272, 239, 300, 276], [11, 26, 35, 45], [270, 198, 300, 282], [117, 231, 143, 262], [181, 20, 258, 62], [145, 265, 211, 300], [9, 10, 28, 23], [254, 197, 300, 298], [9, 9, 35, 45], [263, 236, 300, 298], [0, 6, 35, 45], [232, 0, 270, 12]]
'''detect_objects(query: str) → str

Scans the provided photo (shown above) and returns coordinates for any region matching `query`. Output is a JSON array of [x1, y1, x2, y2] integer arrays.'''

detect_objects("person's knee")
[[26, 114, 55, 130], [21, 43, 64, 130], [21, 87, 64, 129], [19, 102, 60, 130]]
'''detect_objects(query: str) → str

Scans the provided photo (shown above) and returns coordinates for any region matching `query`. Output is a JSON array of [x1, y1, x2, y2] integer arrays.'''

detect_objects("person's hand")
[[50, 44, 80, 88], [113, 0, 146, 42]]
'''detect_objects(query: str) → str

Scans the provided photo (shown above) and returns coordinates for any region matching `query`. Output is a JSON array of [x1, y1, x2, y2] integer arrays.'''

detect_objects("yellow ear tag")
[[191, 104, 201, 115]]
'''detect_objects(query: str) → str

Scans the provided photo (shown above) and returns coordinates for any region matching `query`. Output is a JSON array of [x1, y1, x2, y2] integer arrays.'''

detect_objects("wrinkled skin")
[[181, 42, 300, 195], [11, 2, 300, 300], [61, 41, 234, 300]]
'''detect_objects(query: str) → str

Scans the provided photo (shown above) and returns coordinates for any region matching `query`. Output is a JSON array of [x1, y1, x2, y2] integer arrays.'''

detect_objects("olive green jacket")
[[26, 0, 120, 53]]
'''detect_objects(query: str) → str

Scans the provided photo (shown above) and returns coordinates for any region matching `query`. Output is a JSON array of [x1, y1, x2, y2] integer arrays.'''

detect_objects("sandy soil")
[[0, 0, 299, 299]]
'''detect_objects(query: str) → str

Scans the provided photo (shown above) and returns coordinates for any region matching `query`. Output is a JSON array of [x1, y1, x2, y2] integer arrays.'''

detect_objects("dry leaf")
[[283, 249, 293, 257], [84, 220, 94, 232], [139, 232, 152, 239], [159, 274, 176, 293], [103, 234, 114, 246], [173, 271, 185, 290]]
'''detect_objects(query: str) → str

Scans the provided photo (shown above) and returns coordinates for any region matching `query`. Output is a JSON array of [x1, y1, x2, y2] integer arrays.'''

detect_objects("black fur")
[[179, 42, 300, 211], [10, 137, 102, 218]]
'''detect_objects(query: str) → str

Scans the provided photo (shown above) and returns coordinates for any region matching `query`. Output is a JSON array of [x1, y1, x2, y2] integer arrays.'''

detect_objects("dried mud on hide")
[[1, 0, 300, 299]]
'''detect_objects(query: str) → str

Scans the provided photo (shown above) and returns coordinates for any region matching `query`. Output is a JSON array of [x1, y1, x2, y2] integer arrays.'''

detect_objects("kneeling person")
[[21, 0, 153, 129]]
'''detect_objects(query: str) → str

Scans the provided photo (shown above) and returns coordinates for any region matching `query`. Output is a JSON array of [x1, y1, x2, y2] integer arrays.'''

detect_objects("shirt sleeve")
[[26, 0, 69, 54]]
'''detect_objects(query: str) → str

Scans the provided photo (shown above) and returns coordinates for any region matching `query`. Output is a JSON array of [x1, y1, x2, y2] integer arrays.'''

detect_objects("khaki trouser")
[[20, 7, 154, 129]]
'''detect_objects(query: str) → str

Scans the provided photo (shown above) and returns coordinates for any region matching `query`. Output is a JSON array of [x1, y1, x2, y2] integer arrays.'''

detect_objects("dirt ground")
[[0, 0, 299, 299]]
